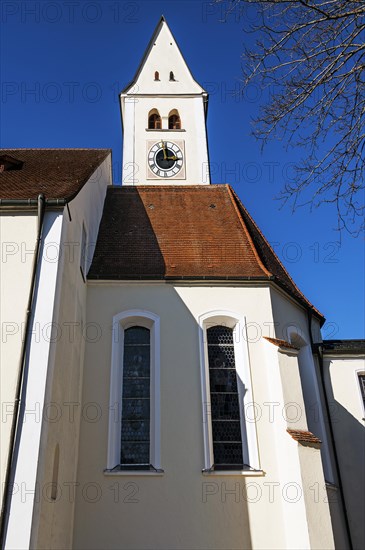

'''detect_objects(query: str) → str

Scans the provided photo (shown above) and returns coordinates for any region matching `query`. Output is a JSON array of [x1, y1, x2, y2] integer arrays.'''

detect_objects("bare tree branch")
[[216, 0, 365, 234]]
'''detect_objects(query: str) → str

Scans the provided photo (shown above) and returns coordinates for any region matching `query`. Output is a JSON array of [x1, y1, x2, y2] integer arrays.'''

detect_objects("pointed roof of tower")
[[88, 184, 324, 324], [121, 16, 207, 95]]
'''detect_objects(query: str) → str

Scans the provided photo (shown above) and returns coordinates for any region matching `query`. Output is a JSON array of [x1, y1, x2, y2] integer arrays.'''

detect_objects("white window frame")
[[356, 369, 365, 415], [107, 309, 161, 470], [80, 223, 87, 279], [198, 310, 260, 471]]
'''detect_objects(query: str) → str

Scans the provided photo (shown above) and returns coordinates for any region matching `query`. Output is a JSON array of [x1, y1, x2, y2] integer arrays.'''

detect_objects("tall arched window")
[[154, 71, 159, 81], [121, 326, 151, 465], [207, 325, 244, 468], [199, 311, 259, 472], [148, 110, 162, 129], [169, 71, 175, 81], [168, 110, 181, 130], [107, 310, 161, 472]]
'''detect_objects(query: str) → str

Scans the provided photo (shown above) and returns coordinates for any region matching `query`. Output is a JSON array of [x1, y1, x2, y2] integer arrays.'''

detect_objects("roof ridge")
[[226, 185, 272, 278], [228, 186, 324, 320]]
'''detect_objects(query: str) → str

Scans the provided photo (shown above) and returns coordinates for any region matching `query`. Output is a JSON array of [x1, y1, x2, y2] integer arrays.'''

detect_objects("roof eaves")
[[87, 274, 274, 282]]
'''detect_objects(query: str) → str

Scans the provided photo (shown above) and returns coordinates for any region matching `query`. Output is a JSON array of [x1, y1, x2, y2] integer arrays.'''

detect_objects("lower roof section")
[[0, 149, 111, 201], [322, 340, 365, 354], [88, 184, 323, 322]]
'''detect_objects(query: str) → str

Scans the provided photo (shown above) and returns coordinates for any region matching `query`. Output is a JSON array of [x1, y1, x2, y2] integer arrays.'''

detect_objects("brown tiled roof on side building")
[[88, 185, 324, 323], [0, 149, 111, 201], [322, 340, 365, 354]]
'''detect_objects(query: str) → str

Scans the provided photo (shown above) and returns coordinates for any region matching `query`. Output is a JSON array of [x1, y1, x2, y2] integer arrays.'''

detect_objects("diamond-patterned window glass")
[[121, 326, 150, 465], [359, 374, 365, 408], [207, 325, 243, 468]]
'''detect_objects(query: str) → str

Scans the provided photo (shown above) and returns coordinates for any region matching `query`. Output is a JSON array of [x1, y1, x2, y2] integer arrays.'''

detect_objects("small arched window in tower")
[[169, 71, 175, 81], [148, 109, 162, 130], [168, 110, 181, 130], [154, 71, 159, 81]]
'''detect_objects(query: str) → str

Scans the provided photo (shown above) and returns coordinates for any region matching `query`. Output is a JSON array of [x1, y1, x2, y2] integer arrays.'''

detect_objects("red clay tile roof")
[[0, 149, 111, 201], [287, 429, 322, 446], [88, 185, 324, 322], [264, 337, 300, 350]]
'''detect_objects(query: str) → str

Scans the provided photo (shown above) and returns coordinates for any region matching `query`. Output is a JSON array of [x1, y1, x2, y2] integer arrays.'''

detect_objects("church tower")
[[120, 16, 210, 185]]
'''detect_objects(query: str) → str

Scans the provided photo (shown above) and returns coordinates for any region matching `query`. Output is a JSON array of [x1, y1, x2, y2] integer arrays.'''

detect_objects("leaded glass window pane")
[[121, 326, 150, 465], [207, 325, 243, 468]]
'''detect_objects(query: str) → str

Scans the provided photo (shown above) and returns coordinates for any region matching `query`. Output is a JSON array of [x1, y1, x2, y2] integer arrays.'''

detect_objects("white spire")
[[120, 17, 210, 185], [122, 16, 207, 96]]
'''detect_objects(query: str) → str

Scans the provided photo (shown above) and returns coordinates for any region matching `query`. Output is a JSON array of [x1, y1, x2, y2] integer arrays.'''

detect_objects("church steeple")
[[120, 17, 210, 185]]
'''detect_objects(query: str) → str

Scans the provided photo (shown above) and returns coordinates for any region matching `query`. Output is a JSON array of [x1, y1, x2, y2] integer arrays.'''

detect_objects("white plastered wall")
[[30, 155, 112, 550], [121, 96, 209, 185], [4, 210, 63, 550], [2, 155, 111, 550], [270, 288, 349, 548], [323, 354, 365, 550], [72, 282, 334, 550], [269, 287, 336, 482], [0, 213, 37, 509], [271, 343, 334, 549]]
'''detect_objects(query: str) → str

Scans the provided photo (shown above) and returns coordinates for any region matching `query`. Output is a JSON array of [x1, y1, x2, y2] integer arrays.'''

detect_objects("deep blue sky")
[[1, 0, 364, 338]]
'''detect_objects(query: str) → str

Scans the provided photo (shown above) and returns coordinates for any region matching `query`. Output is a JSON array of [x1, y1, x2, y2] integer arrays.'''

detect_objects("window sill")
[[104, 467, 164, 477], [145, 129, 186, 132], [202, 468, 265, 477]]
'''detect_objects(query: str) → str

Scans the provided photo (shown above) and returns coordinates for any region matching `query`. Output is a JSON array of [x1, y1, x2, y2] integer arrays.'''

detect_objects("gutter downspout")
[[307, 309, 354, 550], [0, 194, 46, 549]]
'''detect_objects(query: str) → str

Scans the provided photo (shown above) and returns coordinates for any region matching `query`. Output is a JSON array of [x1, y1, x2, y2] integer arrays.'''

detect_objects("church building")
[[1, 17, 364, 550]]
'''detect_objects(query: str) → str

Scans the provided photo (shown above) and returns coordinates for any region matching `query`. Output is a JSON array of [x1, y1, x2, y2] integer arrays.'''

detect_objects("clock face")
[[148, 141, 183, 178]]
